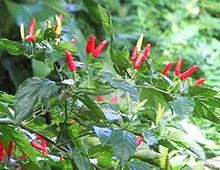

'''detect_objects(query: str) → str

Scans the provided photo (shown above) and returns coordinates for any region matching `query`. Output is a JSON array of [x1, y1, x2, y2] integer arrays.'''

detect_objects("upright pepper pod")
[[92, 40, 107, 58], [31, 134, 47, 155], [174, 57, 182, 76], [0, 141, 4, 161], [141, 43, 151, 61], [55, 15, 62, 36], [130, 47, 138, 62], [136, 136, 143, 145], [85, 35, 107, 58], [179, 65, 197, 81], [65, 50, 76, 72], [133, 55, 143, 70], [194, 78, 205, 86], [161, 61, 173, 76], [97, 96, 103, 103], [25, 18, 36, 42], [7, 141, 13, 158]]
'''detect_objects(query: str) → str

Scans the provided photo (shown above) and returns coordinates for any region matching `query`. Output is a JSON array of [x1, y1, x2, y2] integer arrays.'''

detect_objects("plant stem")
[[57, 100, 68, 143]]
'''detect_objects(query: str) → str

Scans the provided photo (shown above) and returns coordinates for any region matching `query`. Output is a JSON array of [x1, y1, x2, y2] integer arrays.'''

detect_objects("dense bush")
[[0, 0, 219, 169]]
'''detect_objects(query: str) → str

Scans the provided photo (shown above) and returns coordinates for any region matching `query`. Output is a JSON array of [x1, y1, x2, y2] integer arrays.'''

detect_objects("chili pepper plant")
[[0, 11, 219, 170]]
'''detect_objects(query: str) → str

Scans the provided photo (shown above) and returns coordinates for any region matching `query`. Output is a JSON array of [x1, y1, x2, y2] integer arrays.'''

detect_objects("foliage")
[[0, 0, 219, 169]]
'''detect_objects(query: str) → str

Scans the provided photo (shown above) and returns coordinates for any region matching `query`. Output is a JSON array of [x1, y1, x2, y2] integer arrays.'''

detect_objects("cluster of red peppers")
[[0, 133, 47, 163], [130, 34, 151, 69], [65, 34, 107, 72], [0, 140, 26, 162], [22, 15, 63, 42], [161, 57, 205, 86]]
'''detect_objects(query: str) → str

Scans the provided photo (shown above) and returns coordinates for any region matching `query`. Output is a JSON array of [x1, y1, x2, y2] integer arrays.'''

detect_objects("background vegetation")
[[0, 0, 219, 169]]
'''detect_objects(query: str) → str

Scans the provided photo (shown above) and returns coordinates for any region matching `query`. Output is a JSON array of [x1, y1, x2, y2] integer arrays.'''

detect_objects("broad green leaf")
[[82, 0, 102, 24], [15, 77, 59, 123], [193, 100, 220, 124], [139, 88, 168, 120], [167, 128, 205, 159], [110, 130, 137, 163], [4, 0, 69, 25], [93, 126, 112, 146], [171, 97, 195, 117], [0, 91, 14, 103], [72, 148, 91, 170], [32, 59, 53, 77], [0, 38, 23, 55], [0, 102, 11, 115], [159, 146, 171, 170], [98, 5, 112, 36], [111, 48, 131, 69], [101, 105, 122, 122], [76, 94, 105, 122], [56, 42, 76, 53], [188, 86, 217, 97], [109, 79, 138, 102], [127, 160, 152, 170], [0, 125, 40, 167], [142, 129, 158, 145]]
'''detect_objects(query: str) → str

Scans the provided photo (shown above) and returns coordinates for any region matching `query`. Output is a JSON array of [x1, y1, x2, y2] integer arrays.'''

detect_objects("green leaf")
[[109, 79, 138, 102], [0, 102, 11, 115], [72, 148, 91, 170], [32, 59, 53, 77], [110, 130, 137, 163], [102, 105, 122, 122], [193, 100, 220, 124], [93, 126, 112, 146], [189, 86, 217, 97], [76, 94, 105, 122], [0, 38, 23, 55], [4, 0, 69, 25], [0, 91, 14, 103], [111, 48, 131, 69], [56, 42, 76, 53], [128, 160, 153, 170], [167, 128, 205, 159], [98, 5, 112, 36], [14, 77, 59, 123], [171, 97, 195, 117], [0, 125, 40, 167], [142, 129, 158, 145]]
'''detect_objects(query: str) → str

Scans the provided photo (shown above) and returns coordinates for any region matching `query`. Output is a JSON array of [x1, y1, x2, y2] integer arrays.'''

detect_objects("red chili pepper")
[[69, 118, 75, 124], [59, 15, 63, 23], [109, 95, 118, 105], [70, 39, 75, 45], [31, 135, 47, 154], [161, 61, 173, 76], [136, 136, 143, 145], [130, 47, 138, 62], [141, 43, 151, 61], [25, 18, 36, 41], [92, 40, 107, 58], [7, 141, 13, 158], [179, 65, 198, 81], [97, 96, 103, 103], [60, 155, 64, 161], [133, 55, 143, 70], [21, 153, 27, 159], [194, 78, 205, 86], [31, 141, 47, 153], [65, 50, 76, 72], [86, 35, 95, 54], [0, 141, 4, 161], [174, 57, 182, 76]]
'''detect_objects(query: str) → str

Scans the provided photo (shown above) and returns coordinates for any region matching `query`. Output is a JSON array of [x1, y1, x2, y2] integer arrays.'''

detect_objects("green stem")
[[57, 100, 68, 143]]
